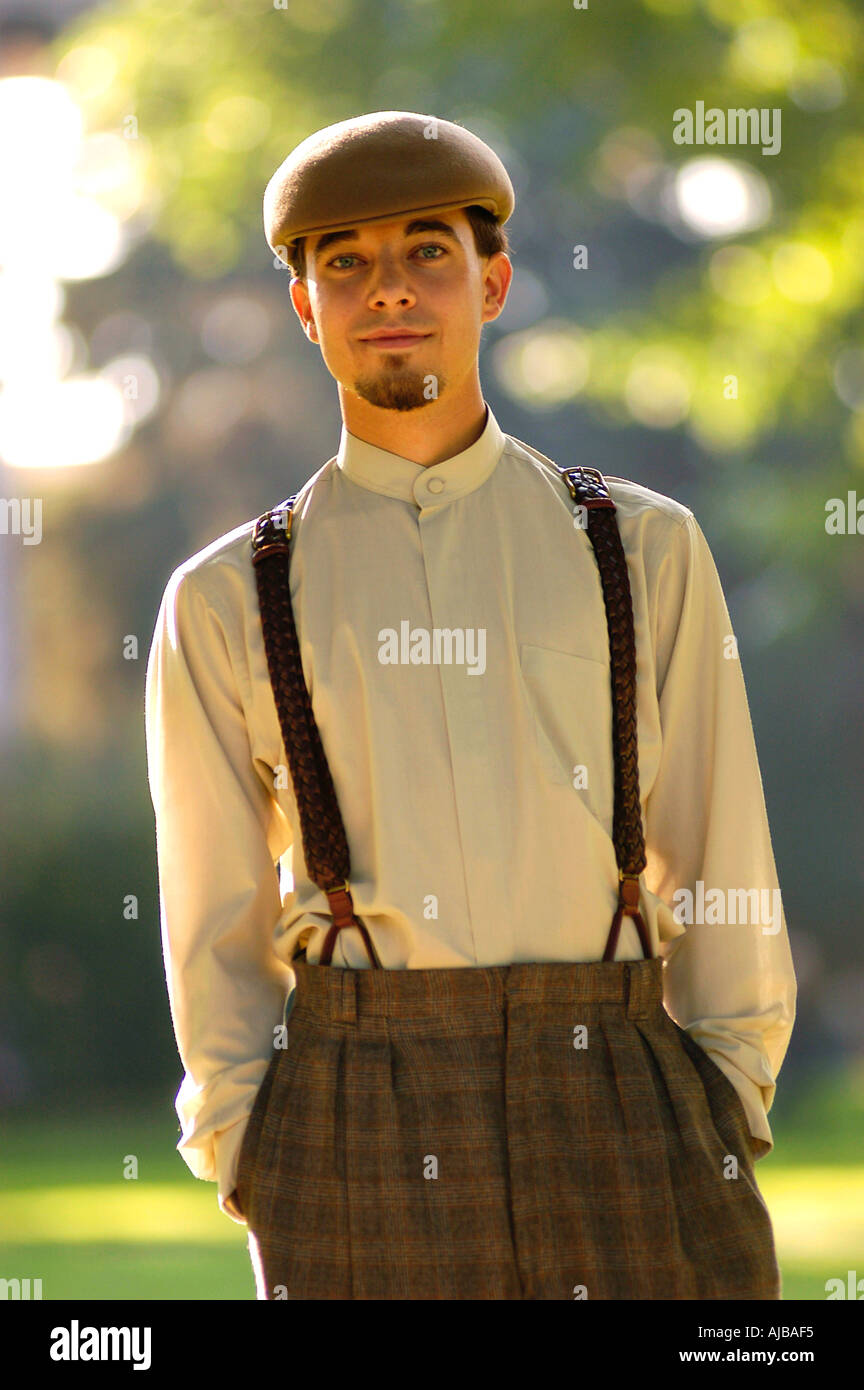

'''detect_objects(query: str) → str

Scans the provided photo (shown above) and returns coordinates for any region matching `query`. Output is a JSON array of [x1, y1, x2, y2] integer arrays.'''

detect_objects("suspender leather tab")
[[320, 882, 382, 967]]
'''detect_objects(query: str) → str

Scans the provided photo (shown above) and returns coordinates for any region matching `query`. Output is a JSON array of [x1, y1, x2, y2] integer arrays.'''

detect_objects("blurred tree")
[[53, 0, 864, 593]]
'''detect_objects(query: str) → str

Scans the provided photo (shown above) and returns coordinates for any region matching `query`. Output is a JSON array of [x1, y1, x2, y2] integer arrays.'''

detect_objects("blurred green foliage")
[[58, 0, 864, 488]]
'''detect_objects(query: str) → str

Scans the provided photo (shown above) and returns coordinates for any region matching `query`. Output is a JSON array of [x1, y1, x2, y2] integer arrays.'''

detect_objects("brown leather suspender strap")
[[251, 498, 382, 968], [250, 460, 651, 968], [555, 465, 652, 962]]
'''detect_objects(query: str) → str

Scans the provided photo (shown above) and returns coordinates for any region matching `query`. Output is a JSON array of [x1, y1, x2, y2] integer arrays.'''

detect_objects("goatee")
[[352, 364, 444, 412]]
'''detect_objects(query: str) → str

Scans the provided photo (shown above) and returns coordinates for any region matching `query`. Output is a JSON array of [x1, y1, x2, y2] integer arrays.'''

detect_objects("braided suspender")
[[251, 500, 381, 968], [250, 462, 651, 968], [556, 465, 651, 962]]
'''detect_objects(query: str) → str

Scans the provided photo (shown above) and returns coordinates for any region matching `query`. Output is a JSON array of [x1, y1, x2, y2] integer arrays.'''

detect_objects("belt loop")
[[626, 963, 649, 1020], [335, 966, 357, 1025]]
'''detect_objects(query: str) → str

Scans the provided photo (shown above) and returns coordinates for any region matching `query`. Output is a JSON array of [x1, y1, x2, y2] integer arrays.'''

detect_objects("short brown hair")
[[287, 204, 510, 280]]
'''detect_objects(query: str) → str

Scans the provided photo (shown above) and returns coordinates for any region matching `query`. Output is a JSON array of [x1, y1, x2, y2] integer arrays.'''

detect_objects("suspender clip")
[[251, 504, 294, 563], [560, 466, 616, 511]]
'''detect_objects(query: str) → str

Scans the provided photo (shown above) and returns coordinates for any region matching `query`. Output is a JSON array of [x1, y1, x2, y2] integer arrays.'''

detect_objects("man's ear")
[[289, 276, 319, 343], [481, 251, 512, 325]]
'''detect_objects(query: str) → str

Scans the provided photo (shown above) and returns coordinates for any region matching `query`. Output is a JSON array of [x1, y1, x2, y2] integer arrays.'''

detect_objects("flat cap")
[[263, 110, 514, 268]]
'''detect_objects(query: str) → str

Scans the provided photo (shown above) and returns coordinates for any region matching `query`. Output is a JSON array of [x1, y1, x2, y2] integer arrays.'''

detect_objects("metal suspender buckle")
[[251, 505, 293, 564], [561, 465, 616, 511]]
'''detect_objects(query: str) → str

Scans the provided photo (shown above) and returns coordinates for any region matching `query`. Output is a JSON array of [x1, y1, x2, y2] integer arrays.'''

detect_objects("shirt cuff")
[[705, 1051, 774, 1161], [214, 1117, 252, 1225]]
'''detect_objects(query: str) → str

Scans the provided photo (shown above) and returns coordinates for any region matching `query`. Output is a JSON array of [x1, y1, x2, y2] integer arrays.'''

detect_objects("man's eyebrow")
[[312, 218, 459, 257]]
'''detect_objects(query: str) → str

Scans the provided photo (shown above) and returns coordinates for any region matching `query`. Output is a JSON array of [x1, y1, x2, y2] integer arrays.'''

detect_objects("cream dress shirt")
[[144, 402, 797, 1226]]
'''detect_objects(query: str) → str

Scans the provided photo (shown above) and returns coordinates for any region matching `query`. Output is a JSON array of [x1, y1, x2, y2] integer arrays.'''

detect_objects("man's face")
[[288, 209, 511, 411]]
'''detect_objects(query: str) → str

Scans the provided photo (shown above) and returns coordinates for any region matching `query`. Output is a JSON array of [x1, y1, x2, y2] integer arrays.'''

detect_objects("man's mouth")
[[359, 330, 433, 350]]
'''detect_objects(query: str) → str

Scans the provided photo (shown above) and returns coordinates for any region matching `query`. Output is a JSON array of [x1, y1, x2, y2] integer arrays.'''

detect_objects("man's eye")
[[327, 243, 447, 270]]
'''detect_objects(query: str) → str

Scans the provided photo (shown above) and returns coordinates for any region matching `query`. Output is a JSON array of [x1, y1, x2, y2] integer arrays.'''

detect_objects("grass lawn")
[[2, 1065, 862, 1300]]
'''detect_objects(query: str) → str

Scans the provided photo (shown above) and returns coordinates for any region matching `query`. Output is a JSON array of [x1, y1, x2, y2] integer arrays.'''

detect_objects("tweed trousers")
[[233, 952, 781, 1301]]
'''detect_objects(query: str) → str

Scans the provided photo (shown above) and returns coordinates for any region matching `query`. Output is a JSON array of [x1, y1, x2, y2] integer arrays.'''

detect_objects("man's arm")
[[642, 511, 797, 1160], [144, 559, 293, 1221]]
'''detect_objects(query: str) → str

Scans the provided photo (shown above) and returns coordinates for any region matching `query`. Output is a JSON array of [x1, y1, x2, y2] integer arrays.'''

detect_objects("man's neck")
[[337, 378, 489, 467]]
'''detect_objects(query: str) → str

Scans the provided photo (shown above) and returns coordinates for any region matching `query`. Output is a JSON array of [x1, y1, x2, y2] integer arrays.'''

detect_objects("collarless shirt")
[[144, 402, 797, 1225]]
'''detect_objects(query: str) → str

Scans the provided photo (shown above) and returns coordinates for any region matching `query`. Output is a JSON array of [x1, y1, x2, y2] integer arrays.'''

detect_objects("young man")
[[145, 110, 796, 1300]]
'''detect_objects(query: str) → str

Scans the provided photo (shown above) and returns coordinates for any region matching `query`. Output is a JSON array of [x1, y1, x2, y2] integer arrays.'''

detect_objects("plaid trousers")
[[234, 953, 781, 1300]]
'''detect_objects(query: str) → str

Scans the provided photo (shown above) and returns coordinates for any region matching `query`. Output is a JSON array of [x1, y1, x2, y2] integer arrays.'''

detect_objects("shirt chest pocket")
[[518, 642, 614, 829]]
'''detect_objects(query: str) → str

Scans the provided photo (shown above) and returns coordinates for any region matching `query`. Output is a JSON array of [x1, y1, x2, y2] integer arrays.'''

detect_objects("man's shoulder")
[[165, 459, 336, 602], [501, 433, 693, 532]]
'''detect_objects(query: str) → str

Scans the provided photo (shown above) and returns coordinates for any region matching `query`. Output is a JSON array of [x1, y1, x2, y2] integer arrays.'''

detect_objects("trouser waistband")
[[288, 955, 664, 1025]]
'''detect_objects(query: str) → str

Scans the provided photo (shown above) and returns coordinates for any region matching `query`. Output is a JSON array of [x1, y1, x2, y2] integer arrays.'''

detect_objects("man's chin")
[[351, 371, 443, 412]]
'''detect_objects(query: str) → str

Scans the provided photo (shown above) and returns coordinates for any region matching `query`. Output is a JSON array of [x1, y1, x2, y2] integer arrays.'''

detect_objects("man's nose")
[[367, 250, 415, 303]]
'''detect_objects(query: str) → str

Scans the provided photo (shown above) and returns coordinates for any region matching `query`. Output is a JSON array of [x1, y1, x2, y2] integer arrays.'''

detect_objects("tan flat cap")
[[263, 110, 515, 268]]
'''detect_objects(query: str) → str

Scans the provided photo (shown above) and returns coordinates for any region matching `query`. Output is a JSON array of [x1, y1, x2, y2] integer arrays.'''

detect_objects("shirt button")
[[427, 477, 445, 493]]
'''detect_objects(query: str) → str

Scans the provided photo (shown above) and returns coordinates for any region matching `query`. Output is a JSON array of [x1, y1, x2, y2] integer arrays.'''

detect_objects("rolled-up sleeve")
[[643, 512, 797, 1160], [144, 561, 293, 1221]]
